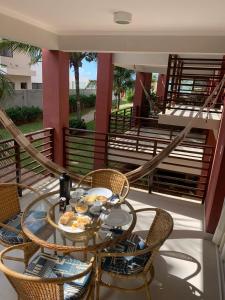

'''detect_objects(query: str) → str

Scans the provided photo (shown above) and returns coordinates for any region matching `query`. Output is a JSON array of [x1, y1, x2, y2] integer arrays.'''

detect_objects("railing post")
[[129, 107, 132, 129], [170, 127, 174, 140], [148, 171, 155, 193], [62, 127, 66, 168], [122, 108, 126, 132], [114, 111, 117, 133], [14, 140, 22, 196], [148, 140, 157, 193], [163, 54, 172, 113]]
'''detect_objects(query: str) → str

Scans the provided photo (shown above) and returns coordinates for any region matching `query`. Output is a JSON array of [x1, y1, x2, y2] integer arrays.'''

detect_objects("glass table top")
[[21, 190, 136, 252]]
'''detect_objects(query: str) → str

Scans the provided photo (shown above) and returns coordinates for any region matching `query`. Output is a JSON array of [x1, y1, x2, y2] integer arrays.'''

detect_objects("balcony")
[[0, 176, 221, 300]]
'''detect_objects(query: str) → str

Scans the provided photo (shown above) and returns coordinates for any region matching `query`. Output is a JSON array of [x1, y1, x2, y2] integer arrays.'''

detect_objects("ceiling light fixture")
[[114, 11, 132, 25]]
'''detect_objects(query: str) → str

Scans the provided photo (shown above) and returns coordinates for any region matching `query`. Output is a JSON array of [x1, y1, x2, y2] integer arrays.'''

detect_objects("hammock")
[[0, 75, 224, 184]]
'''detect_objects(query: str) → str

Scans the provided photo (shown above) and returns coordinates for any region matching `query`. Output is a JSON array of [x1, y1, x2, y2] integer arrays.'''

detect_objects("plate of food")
[[84, 188, 112, 205], [104, 209, 132, 227], [58, 211, 92, 233]]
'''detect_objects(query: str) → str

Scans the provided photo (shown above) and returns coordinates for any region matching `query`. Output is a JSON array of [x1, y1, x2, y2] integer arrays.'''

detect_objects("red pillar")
[[133, 72, 145, 118], [157, 74, 167, 101], [42, 49, 69, 167], [94, 53, 113, 169], [133, 72, 152, 119], [205, 103, 225, 233]]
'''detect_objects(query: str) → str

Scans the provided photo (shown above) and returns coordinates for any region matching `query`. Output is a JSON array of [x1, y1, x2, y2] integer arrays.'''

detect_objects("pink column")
[[205, 101, 225, 233], [94, 53, 113, 169], [133, 72, 145, 119], [157, 74, 167, 101], [42, 49, 69, 167], [133, 72, 152, 121]]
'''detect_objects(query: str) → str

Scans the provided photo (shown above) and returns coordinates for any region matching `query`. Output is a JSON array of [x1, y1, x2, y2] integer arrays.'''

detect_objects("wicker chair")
[[0, 242, 95, 300], [0, 183, 41, 265], [96, 208, 174, 300], [76, 169, 130, 200]]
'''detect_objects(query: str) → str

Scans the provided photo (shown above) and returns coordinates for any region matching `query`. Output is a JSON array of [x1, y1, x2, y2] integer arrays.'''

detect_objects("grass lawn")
[[0, 101, 131, 140], [0, 110, 96, 140], [0, 120, 43, 140]]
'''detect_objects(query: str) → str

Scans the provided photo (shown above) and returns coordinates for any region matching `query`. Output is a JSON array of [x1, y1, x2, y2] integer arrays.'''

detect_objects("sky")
[[69, 59, 97, 89], [31, 59, 97, 89]]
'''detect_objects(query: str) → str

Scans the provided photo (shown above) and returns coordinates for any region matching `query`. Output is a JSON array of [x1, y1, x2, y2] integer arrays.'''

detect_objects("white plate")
[[87, 188, 112, 199], [104, 209, 132, 227], [58, 215, 91, 233]]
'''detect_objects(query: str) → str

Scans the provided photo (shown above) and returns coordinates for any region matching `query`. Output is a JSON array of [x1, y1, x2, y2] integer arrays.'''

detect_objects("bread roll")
[[59, 211, 74, 225]]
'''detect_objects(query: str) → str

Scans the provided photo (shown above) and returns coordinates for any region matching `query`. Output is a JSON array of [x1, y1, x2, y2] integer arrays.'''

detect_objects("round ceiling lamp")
[[114, 11, 132, 25]]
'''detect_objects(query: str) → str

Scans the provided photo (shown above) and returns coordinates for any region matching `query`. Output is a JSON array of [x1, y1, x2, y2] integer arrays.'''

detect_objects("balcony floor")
[[0, 178, 220, 300], [158, 105, 221, 130]]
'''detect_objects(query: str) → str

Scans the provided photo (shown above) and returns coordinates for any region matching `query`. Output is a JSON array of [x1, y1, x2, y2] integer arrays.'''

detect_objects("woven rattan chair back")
[[77, 169, 130, 198], [0, 184, 20, 223], [8, 278, 63, 300], [146, 208, 173, 247]]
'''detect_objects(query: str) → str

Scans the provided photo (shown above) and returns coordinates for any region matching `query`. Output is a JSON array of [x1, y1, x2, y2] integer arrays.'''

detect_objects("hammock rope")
[[0, 75, 224, 184]]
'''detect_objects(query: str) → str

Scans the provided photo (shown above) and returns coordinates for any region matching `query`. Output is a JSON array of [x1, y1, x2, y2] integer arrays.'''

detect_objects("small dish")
[[104, 209, 132, 227]]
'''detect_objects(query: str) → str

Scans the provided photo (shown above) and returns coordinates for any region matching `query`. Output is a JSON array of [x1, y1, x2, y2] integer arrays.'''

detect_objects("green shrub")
[[69, 94, 96, 112], [69, 118, 87, 129], [6, 106, 42, 124], [126, 89, 134, 103]]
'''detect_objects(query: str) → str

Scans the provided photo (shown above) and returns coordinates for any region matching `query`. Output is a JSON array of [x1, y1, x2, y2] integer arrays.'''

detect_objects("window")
[[32, 83, 42, 89], [20, 82, 27, 89], [0, 49, 13, 58]]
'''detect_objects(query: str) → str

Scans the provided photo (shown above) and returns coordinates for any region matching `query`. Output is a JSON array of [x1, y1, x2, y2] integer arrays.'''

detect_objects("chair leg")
[[144, 278, 152, 300], [95, 280, 100, 300]]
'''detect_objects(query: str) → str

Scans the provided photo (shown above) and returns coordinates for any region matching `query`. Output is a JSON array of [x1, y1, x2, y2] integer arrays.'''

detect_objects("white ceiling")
[[1, 0, 225, 35], [0, 0, 225, 54]]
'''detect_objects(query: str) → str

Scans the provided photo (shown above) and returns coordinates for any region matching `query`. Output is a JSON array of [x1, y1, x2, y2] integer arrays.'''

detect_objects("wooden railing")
[[163, 55, 225, 112], [0, 128, 54, 186], [110, 107, 133, 133], [109, 107, 207, 145], [0, 125, 213, 202], [64, 128, 214, 202]]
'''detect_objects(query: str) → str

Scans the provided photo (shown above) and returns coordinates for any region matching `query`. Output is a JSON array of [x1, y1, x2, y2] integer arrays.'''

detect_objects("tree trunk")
[[73, 62, 81, 120], [117, 93, 121, 110]]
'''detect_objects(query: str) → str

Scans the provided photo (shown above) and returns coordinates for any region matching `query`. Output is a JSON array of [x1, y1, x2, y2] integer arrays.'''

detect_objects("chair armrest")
[[0, 243, 95, 284], [132, 208, 158, 214], [0, 221, 22, 235], [16, 184, 41, 196], [97, 246, 152, 259]]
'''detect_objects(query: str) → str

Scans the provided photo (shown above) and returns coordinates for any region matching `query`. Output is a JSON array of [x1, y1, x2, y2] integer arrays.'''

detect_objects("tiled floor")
[[0, 179, 221, 300]]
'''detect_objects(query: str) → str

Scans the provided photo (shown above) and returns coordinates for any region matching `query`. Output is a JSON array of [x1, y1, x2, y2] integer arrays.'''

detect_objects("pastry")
[[59, 211, 75, 225]]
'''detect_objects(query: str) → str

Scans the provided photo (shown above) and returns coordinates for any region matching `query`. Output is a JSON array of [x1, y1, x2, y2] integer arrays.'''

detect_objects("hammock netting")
[[0, 75, 224, 184]]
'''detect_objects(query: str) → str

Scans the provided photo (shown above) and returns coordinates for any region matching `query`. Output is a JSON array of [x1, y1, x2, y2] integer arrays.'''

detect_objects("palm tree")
[[0, 68, 14, 100], [70, 53, 96, 119], [113, 66, 134, 109], [0, 39, 96, 119]]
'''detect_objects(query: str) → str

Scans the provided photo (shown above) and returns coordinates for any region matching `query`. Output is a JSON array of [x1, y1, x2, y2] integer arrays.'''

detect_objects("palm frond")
[[0, 68, 14, 100], [0, 39, 41, 64]]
